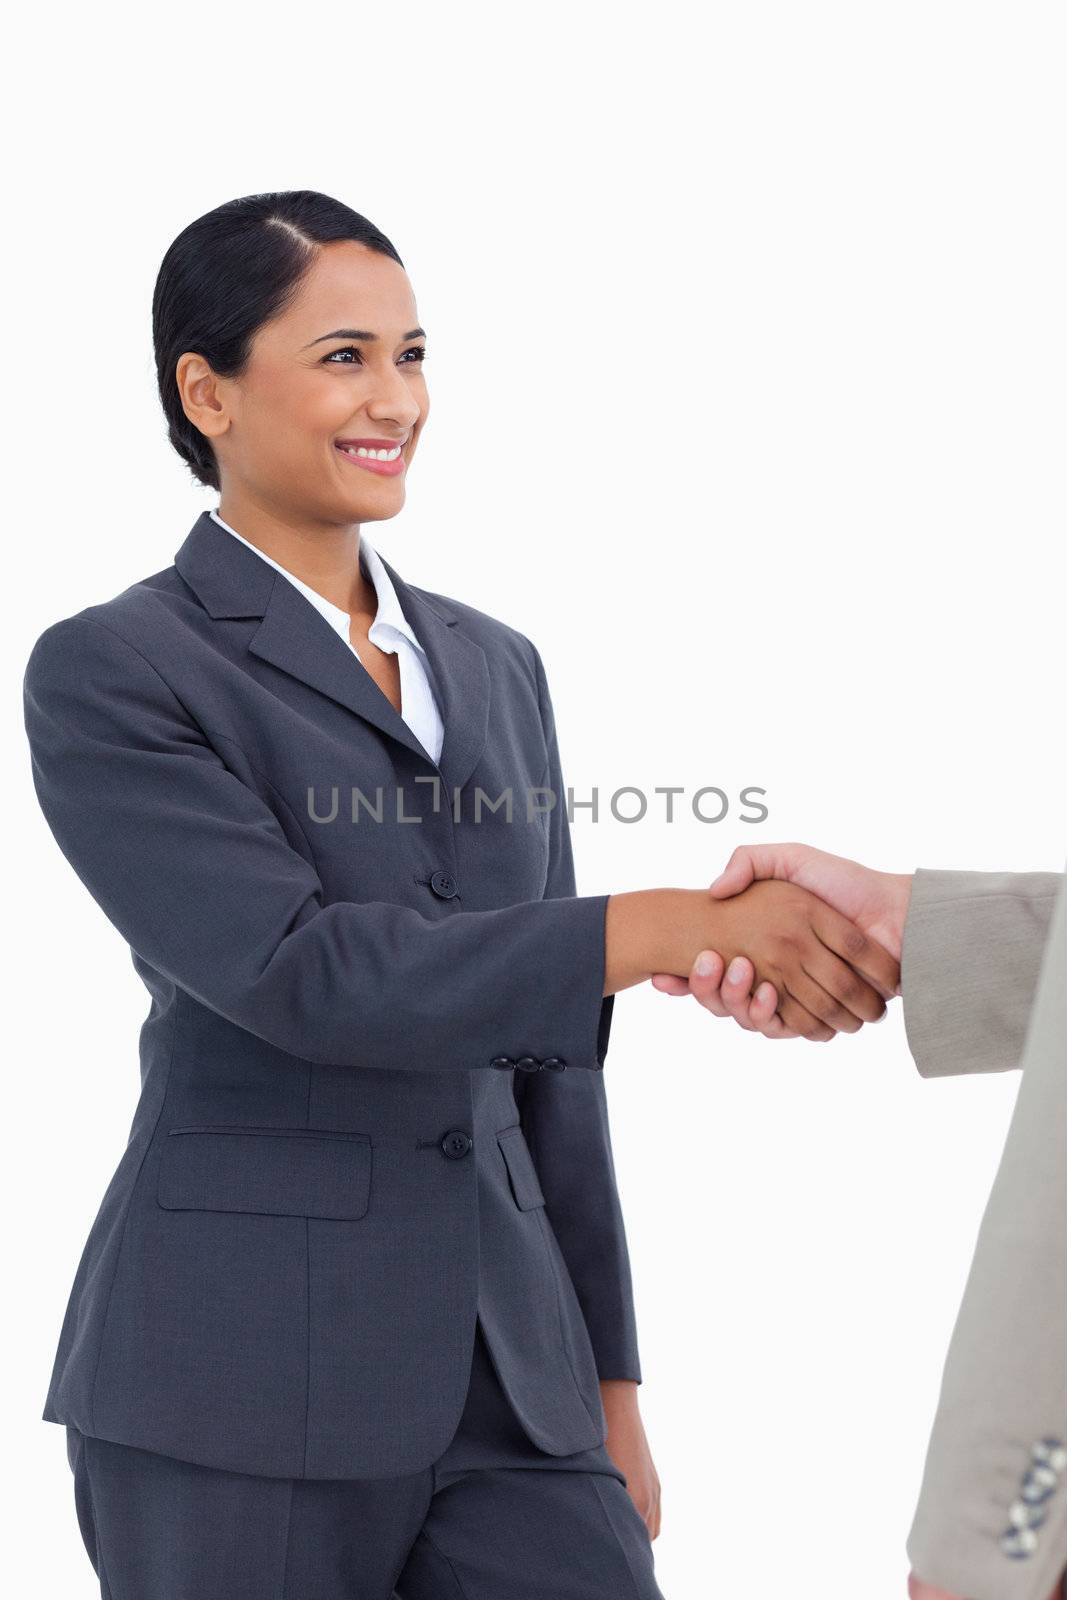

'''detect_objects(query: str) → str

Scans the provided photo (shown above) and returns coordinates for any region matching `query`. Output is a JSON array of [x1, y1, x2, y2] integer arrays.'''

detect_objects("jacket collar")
[[174, 510, 489, 794], [208, 508, 427, 658]]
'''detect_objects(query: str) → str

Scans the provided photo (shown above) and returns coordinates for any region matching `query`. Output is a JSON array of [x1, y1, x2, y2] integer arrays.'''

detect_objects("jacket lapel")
[[174, 512, 489, 794], [374, 548, 490, 798]]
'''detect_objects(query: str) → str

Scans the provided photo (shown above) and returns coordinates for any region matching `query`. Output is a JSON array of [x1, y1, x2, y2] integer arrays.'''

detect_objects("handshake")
[[604, 841, 912, 1040]]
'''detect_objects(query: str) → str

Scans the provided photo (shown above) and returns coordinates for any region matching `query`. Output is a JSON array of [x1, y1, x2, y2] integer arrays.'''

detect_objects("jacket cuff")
[[581, 1267, 643, 1384], [901, 869, 1060, 1077], [595, 994, 615, 1070], [592, 1332, 642, 1385], [527, 891, 612, 1072]]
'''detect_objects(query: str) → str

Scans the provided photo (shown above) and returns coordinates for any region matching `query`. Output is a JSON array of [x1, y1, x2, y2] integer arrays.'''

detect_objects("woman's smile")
[[334, 436, 407, 477]]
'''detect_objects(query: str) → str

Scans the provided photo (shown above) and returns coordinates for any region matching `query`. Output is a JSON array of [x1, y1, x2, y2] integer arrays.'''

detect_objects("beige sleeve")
[[901, 869, 1062, 1076], [905, 866, 1067, 1599]]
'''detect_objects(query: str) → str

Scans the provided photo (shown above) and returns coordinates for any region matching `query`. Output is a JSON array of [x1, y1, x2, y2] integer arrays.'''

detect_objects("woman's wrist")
[[599, 1377, 640, 1408], [604, 888, 724, 995]]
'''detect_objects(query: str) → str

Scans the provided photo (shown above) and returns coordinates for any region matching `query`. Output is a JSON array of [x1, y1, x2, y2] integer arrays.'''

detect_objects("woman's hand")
[[599, 1380, 661, 1538], [651, 844, 910, 1038], [606, 878, 897, 1042], [688, 877, 899, 1040]]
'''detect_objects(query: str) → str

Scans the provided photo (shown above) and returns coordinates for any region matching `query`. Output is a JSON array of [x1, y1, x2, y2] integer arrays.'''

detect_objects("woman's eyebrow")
[[303, 326, 426, 348]]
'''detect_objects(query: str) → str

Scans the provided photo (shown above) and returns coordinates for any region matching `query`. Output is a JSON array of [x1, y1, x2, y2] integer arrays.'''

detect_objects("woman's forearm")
[[603, 889, 712, 993]]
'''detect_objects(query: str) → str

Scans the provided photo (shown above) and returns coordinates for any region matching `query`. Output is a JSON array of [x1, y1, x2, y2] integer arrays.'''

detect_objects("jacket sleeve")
[[901, 869, 1062, 1076], [513, 642, 643, 1383], [22, 613, 613, 1074], [905, 866, 1067, 1600]]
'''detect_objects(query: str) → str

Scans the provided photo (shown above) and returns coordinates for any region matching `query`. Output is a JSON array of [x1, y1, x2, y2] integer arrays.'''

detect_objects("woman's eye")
[[323, 345, 427, 366]]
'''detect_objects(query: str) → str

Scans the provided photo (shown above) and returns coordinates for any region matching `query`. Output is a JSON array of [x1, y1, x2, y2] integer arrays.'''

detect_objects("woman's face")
[[191, 240, 429, 526]]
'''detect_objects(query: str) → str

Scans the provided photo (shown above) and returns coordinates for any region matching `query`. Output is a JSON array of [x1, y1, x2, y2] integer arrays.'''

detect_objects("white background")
[[5, 3, 1065, 1595]]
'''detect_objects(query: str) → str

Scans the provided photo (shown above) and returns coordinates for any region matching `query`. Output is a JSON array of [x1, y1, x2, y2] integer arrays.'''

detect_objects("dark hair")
[[152, 190, 404, 491]]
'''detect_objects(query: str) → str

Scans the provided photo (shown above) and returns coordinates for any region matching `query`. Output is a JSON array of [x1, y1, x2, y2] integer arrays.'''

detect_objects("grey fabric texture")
[[24, 511, 641, 1480], [62, 1319, 663, 1599], [902, 864, 1067, 1599], [902, 869, 1061, 1077]]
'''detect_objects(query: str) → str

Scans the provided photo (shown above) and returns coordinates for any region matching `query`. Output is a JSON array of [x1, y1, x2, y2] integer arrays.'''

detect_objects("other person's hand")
[[907, 1565, 1065, 1599]]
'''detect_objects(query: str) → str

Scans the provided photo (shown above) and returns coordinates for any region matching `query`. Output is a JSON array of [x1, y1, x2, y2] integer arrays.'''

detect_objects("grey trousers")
[[63, 1316, 665, 1599]]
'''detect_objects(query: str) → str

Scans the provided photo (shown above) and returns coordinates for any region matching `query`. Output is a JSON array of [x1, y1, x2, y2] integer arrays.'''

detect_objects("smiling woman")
[[25, 189, 896, 1600], [27, 189, 671, 1600]]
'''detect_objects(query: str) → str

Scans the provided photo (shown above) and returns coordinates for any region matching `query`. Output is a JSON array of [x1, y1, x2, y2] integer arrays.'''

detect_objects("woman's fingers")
[[748, 980, 794, 1035], [784, 964, 868, 1033], [741, 979, 800, 1037], [810, 903, 901, 1001], [651, 905, 896, 1045], [796, 934, 889, 1024], [775, 991, 836, 1041], [803, 941, 889, 1027]]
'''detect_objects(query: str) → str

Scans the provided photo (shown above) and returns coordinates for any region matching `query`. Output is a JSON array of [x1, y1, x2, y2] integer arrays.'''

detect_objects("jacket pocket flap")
[[496, 1125, 546, 1211], [157, 1126, 372, 1219]]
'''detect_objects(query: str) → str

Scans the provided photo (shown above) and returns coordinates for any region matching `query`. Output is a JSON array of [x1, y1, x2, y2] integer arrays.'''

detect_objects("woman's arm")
[[23, 613, 615, 1073], [24, 616, 897, 1075]]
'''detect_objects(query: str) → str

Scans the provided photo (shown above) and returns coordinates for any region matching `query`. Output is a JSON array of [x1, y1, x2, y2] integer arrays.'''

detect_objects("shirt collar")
[[208, 507, 425, 655]]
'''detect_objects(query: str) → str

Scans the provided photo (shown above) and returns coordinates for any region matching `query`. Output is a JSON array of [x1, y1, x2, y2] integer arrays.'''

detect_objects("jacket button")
[[542, 1057, 567, 1072], [514, 1056, 541, 1073], [430, 870, 458, 899], [490, 1056, 515, 1071], [441, 1129, 472, 1159]]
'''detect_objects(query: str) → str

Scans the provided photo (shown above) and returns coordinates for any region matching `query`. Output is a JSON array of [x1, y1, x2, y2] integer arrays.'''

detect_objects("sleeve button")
[[1033, 1438, 1066, 1474], [999, 1526, 1039, 1558]]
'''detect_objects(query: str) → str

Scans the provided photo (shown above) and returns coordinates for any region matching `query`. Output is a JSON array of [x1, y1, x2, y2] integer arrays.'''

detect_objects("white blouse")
[[209, 508, 444, 766]]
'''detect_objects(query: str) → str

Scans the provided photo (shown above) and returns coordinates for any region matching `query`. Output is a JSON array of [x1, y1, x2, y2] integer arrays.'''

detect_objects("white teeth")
[[339, 444, 402, 461]]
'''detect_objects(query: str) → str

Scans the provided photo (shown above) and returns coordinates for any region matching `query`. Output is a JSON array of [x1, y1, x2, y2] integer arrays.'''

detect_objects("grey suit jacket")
[[22, 510, 640, 1479], [901, 866, 1067, 1599]]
